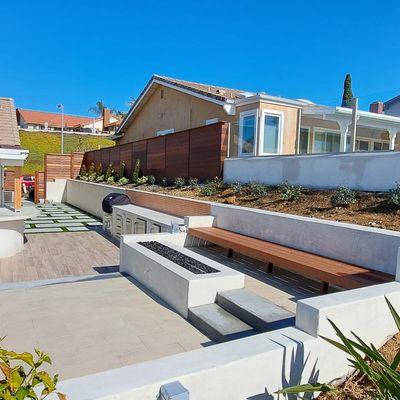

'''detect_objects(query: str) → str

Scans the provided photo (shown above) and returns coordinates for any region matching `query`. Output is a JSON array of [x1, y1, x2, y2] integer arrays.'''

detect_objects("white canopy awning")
[[0, 148, 29, 167]]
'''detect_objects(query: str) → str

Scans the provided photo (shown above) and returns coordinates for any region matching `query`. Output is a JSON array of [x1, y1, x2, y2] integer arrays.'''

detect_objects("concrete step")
[[217, 289, 295, 332], [188, 303, 257, 343]]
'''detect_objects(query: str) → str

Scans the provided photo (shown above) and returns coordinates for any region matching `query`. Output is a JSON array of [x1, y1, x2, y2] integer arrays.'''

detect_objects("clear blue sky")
[[2, 0, 399, 116]]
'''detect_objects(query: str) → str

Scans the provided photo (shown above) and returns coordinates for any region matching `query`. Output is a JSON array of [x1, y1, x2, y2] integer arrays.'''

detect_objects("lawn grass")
[[20, 130, 114, 174]]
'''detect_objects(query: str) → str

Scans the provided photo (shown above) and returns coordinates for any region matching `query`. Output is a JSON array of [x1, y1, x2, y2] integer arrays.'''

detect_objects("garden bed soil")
[[128, 184, 400, 232], [318, 332, 400, 399]]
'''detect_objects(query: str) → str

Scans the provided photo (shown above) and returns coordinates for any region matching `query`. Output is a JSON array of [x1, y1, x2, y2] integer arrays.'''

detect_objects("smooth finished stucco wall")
[[211, 203, 400, 275], [224, 151, 400, 191]]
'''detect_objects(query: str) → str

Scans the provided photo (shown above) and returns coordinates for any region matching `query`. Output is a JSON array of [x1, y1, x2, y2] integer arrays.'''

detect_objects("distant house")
[[16, 108, 121, 134], [114, 75, 400, 155]]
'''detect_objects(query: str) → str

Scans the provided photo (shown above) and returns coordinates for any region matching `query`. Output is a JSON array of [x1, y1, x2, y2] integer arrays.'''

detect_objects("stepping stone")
[[35, 222, 85, 228], [25, 227, 64, 234], [86, 222, 102, 226], [217, 289, 295, 332], [188, 303, 257, 343], [65, 226, 89, 232]]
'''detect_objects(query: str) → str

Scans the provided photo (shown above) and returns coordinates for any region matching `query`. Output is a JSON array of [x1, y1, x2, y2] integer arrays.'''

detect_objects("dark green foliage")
[[95, 163, 103, 176], [174, 177, 186, 188], [330, 186, 357, 207], [161, 177, 168, 187], [88, 162, 95, 176], [279, 182, 302, 201], [231, 181, 243, 195], [105, 163, 114, 180], [188, 178, 199, 188], [200, 183, 218, 196], [341, 73, 354, 108], [148, 175, 156, 185], [79, 164, 87, 178], [116, 161, 126, 180], [131, 159, 140, 184], [248, 183, 268, 197], [387, 184, 400, 208]]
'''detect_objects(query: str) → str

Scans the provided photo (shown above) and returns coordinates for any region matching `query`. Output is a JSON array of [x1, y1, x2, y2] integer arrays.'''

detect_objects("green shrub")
[[148, 175, 156, 185], [330, 186, 356, 207], [105, 163, 114, 180], [137, 175, 148, 185], [277, 297, 400, 400], [95, 174, 104, 182], [131, 159, 140, 184], [106, 176, 115, 185], [248, 183, 268, 197], [0, 339, 65, 400], [95, 163, 103, 176], [161, 177, 168, 187], [230, 181, 243, 195], [387, 184, 400, 208], [117, 177, 129, 186], [174, 177, 186, 188], [279, 182, 302, 201], [200, 183, 217, 196], [211, 177, 224, 190], [188, 177, 199, 188], [79, 164, 87, 178], [87, 162, 95, 176], [87, 173, 97, 182], [116, 161, 126, 181]]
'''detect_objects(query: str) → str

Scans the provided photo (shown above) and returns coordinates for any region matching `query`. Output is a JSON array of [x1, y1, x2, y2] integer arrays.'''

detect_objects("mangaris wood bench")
[[188, 227, 393, 292]]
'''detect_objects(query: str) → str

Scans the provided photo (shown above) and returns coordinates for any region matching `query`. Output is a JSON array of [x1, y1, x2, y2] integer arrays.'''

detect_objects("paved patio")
[[0, 274, 210, 380]]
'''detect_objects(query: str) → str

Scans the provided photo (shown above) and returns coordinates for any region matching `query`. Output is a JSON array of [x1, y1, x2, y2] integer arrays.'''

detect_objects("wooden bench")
[[188, 227, 393, 292]]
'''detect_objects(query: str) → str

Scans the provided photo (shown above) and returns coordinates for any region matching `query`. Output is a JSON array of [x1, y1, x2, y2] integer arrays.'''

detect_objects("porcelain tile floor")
[[0, 274, 210, 380]]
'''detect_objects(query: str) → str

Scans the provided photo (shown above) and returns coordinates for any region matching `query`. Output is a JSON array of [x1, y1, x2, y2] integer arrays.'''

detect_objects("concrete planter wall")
[[120, 233, 245, 317], [224, 151, 400, 191]]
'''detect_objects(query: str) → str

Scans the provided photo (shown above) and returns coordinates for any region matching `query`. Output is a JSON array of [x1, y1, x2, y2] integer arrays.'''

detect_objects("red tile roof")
[[17, 109, 93, 128]]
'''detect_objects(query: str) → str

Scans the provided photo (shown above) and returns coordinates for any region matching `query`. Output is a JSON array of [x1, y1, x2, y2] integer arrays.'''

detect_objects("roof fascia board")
[[235, 94, 304, 108]]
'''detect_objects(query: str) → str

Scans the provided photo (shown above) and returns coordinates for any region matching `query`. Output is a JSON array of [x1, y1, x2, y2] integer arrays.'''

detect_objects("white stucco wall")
[[211, 203, 400, 275], [224, 151, 400, 191], [58, 281, 400, 400], [66, 180, 126, 218], [46, 179, 67, 203]]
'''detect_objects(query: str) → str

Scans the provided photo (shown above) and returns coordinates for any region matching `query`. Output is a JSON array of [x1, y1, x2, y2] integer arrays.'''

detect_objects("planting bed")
[[131, 184, 400, 232], [138, 241, 218, 274]]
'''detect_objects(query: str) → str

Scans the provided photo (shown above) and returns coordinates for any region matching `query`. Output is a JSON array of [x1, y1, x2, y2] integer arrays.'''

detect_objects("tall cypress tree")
[[341, 74, 353, 108]]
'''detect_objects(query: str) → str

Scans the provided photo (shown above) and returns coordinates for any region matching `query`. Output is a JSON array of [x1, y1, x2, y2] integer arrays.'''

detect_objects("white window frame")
[[258, 109, 284, 156], [238, 109, 258, 157], [205, 118, 218, 125], [355, 136, 390, 151], [156, 128, 174, 136]]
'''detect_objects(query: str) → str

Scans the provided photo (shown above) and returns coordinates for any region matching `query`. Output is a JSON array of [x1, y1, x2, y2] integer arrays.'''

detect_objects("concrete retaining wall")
[[224, 152, 400, 191], [66, 180, 125, 218], [58, 281, 400, 400], [211, 203, 400, 275]]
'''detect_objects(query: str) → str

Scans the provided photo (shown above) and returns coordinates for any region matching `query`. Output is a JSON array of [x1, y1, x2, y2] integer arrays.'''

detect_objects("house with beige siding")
[[114, 75, 400, 157]]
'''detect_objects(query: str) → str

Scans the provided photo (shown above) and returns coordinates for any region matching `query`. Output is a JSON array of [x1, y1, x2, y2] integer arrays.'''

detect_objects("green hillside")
[[19, 130, 114, 174]]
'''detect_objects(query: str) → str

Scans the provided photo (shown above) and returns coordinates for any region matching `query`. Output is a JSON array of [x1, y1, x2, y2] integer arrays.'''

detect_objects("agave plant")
[[276, 297, 400, 399]]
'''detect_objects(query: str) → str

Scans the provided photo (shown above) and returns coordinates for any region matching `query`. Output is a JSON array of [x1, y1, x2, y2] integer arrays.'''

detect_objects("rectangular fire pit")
[[138, 241, 219, 274], [120, 233, 245, 317]]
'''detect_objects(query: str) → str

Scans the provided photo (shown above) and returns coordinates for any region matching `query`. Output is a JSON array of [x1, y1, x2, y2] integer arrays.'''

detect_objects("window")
[[205, 118, 218, 125], [299, 127, 310, 154], [239, 110, 257, 156], [160, 89, 164, 99], [313, 130, 341, 153], [156, 128, 174, 136], [259, 111, 283, 155], [356, 139, 370, 151]]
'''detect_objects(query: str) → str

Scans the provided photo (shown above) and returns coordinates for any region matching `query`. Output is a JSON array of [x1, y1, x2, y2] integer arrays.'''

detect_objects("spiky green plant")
[[276, 297, 400, 399], [131, 159, 140, 184]]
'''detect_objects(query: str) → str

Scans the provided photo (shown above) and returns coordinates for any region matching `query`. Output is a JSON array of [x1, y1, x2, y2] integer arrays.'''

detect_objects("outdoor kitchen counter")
[[0, 205, 39, 258]]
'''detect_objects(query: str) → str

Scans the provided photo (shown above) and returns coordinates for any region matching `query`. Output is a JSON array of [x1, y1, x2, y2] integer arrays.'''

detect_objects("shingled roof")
[[153, 75, 252, 101], [0, 98, 20, 148], [17, 109, 93, 128]]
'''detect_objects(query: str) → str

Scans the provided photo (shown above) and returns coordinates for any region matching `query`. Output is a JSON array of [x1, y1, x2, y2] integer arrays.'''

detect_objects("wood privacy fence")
[[82, 122, 229, 180]]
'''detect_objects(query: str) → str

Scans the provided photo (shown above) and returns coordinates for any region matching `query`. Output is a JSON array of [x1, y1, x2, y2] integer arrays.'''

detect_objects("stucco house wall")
[[119, 85, 235, 145]]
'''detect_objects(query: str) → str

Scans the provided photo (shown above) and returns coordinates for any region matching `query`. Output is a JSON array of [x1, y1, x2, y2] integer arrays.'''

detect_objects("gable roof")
[[153, 75, 251, 102], [17, 109, 93, 128], [0, 98, 20, 148]]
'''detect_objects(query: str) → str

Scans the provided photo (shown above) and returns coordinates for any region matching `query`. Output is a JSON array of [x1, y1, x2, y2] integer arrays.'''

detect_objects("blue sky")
[[1, 0, 399, 116]]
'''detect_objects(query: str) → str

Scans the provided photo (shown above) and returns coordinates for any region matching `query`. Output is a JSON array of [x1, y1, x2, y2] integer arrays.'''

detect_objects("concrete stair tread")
[[217, 288, 295, 331], [188, 303, 256, 343]]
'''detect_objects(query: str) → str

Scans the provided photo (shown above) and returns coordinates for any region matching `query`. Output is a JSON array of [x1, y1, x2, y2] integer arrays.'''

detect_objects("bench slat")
[[188, 227, 392, 289]]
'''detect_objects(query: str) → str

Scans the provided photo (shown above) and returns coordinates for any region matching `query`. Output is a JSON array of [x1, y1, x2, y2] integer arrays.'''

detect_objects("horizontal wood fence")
[[34, 171, 45, 203], [82, 122, 229, 180]]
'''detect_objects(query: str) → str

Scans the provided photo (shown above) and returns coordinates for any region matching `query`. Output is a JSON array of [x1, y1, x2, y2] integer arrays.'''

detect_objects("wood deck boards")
[[188, 227, 393, 289]]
